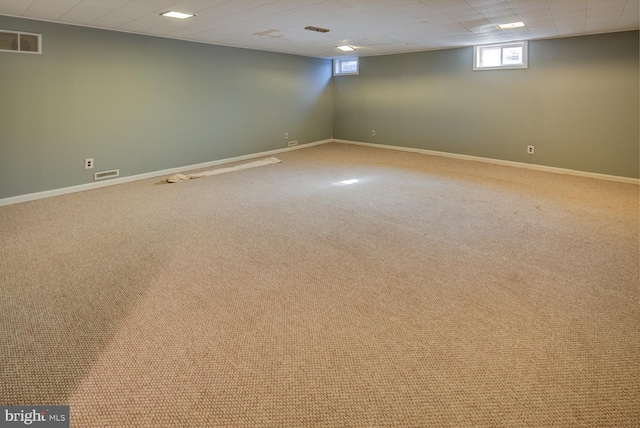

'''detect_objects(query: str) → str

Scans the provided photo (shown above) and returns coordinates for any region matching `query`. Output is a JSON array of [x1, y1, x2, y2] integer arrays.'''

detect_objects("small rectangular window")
[[474, 41, 527, 70], [334, 57, 359, 76], [0, 30, 42, 54]]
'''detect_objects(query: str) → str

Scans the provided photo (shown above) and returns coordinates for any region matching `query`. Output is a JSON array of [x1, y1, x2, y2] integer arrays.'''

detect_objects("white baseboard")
[[0, 139, 332, 207], [2, 138, 636, 207], [333, 139, 640, 185]]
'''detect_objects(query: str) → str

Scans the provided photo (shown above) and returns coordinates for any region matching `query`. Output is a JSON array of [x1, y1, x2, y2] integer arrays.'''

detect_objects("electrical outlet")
[[85, 158, 94, 169], [284, 132, 289, 139], [527, 145, 534, 155], [371, 130, 376, 136]]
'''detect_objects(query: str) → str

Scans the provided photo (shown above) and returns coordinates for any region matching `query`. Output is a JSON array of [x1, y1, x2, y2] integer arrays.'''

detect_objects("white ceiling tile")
[[120, 0, 178, 16], [587, 8, 626, 21], [116, 20, 158, 33], [616, 0, 639, 28], [623, 0, 640, 12], [394, 2, 436, 18], [168, 0, 229, 13], [556, 25, 586, 35], [465, 0, 509, 6], [517, 9, 554, 21], [89, 0, 176, 28], [0, 0, 32, 16], [548, 1, 587, 13], [23, 0, 83, 20], [426, 0, 467, 9], [508, 0, 548, 10], [60, 0, 130, 25], [381, 0, 416, 5], [586, 22, 619, 31]]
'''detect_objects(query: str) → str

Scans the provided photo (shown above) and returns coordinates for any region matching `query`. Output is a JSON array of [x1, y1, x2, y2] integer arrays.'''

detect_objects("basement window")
[[334, 57, 359, 76], [474, 41, 527, 70], [0, 30, 41, 54]]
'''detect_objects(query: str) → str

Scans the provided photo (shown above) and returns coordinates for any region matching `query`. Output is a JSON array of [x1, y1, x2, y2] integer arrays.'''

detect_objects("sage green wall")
[[1, 19, 637, 201], [0, 16, 333, 199], [334, 31, 639, 179]]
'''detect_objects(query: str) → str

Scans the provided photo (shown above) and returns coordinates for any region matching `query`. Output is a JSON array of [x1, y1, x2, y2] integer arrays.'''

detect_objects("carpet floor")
[[1, 142, 638, 427]]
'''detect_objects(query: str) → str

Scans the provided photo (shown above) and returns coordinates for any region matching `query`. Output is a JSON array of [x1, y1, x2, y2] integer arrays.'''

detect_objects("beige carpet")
[[1, 142, 638, 427]]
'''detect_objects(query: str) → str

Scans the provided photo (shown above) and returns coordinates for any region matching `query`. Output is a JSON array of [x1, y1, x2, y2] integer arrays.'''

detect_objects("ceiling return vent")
[[0, 30, 41, 54], [304, 26, 330, 33]]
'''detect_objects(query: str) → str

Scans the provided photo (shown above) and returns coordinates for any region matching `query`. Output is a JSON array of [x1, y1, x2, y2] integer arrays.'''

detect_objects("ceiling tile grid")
[[0, 0, 637, 57]]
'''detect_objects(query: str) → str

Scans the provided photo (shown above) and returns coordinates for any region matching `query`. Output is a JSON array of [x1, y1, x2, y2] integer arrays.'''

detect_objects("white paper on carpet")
[[167, 157, 281, 183]]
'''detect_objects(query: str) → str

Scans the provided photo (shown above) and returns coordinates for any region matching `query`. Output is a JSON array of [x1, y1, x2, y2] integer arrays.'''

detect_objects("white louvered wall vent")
[[94, 170, 120, 181], [0, 30, 42, 54]]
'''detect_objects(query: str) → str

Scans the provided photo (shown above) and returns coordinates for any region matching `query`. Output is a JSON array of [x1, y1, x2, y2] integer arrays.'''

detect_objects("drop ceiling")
[[0, 0, 638, 58]]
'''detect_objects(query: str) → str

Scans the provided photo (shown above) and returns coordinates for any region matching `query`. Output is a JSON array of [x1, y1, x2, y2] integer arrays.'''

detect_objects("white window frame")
[[473, 41, 527, 71], [333, 57, 359, 76], [0, 30, 42, 54]]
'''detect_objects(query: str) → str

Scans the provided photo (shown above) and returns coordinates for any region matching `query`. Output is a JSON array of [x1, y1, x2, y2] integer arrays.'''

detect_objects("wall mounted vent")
[[94, 170, 120, 181], [0, 30, 41, 54]]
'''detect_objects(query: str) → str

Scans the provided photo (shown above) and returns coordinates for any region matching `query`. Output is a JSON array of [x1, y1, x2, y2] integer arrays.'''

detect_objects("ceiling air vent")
[[0, 30, 41, 54], [304, 26, 330, 33]]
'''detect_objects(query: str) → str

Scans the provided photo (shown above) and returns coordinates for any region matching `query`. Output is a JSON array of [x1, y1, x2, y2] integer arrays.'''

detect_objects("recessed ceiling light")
[[334, 179, 360, 186], [336, 45, 355, 52], [161, 11, 196, 19], [496, 21, 525, 30]]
